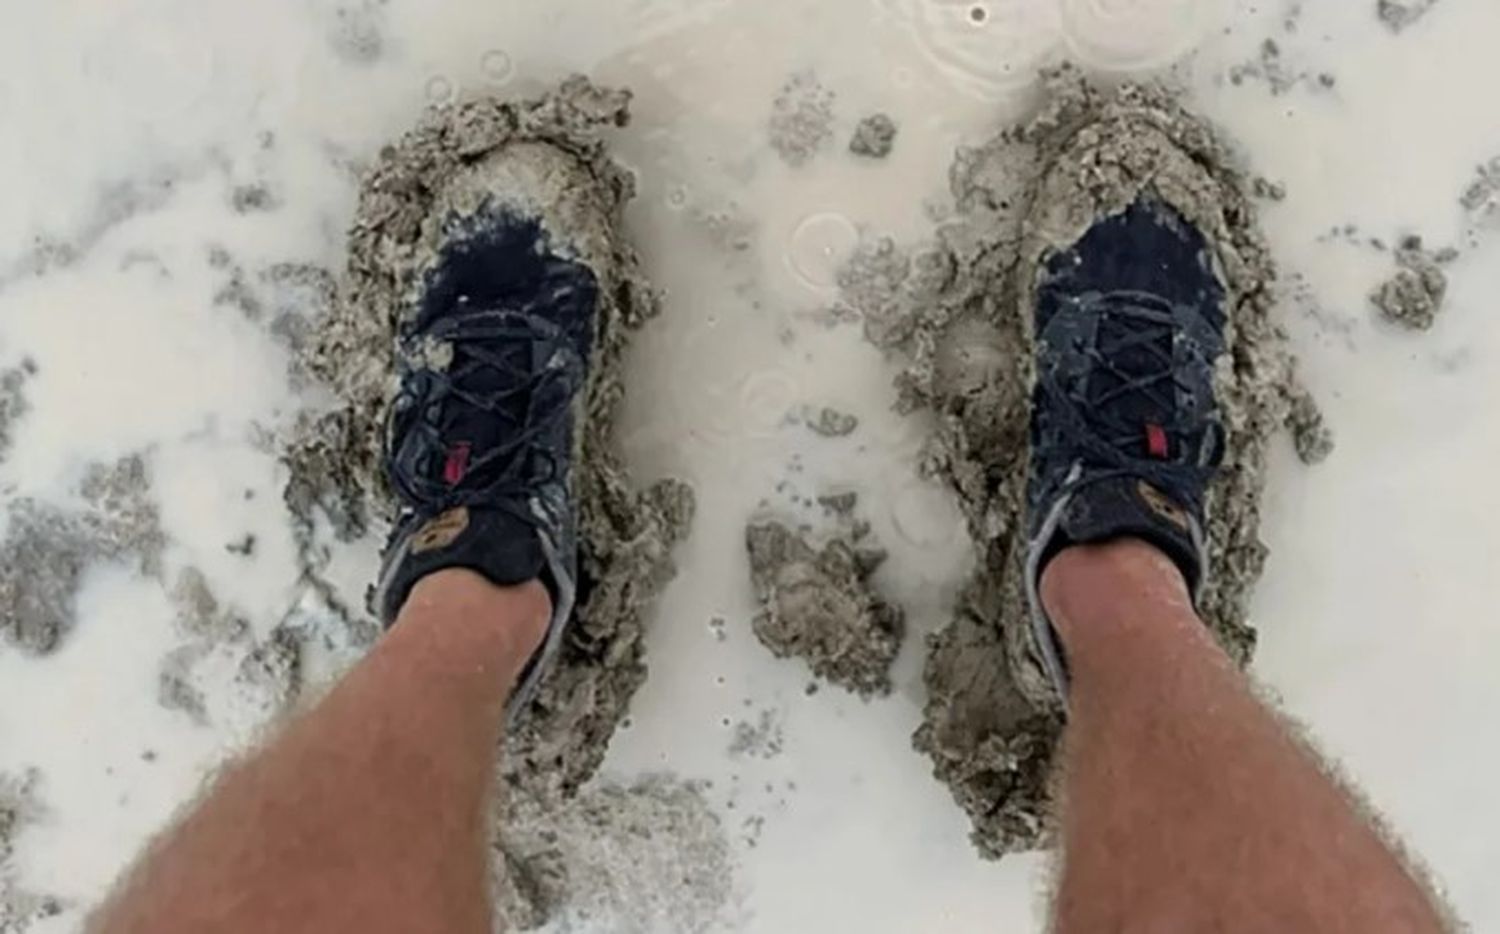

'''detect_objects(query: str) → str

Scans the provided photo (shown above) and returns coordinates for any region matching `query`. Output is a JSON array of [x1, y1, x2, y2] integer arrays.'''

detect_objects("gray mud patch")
[[325, 0, 388, 64], [157, 568, 302, 730], [850, 114, 897, 159], [1460, 156, 1500, 227], [745, 508, 903, 698], [0, 359, 36, 467], [802, 405, 858, 438], [492, 775, 733, 931], [0, 455, 165, 655], [0, 771, 65, 931], [1371, 236, 1451, 331], [769, 71, 835, 167], [839, 68, 1317, 857], [1377, 0, 1442, 33], [282, 78, 702, 928]]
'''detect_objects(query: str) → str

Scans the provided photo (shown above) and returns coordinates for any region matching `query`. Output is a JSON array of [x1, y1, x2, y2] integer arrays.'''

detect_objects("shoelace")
[[1037, 290, 1218, 494], [387, 308, 583, 514]]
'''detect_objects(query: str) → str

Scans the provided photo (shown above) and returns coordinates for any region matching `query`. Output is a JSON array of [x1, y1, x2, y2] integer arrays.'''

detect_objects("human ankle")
[[1039, 539, 1197, 652], [400, 570, 551, 679]]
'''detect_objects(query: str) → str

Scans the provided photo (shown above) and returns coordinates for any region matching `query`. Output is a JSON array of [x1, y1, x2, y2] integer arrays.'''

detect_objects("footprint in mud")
[[885, 0, 1062, 98], [1058, 0, 1228, 71]]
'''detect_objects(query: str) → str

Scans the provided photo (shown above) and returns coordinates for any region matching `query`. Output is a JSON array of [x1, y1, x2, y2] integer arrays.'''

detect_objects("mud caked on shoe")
[[1024, 194, 1228, 702], [374, 143, 610, 717]]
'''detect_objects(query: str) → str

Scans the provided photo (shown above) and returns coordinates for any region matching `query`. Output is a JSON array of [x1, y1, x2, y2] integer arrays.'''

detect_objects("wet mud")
[[492, 775, 733, 931], [282, 78, 700, 927], [0, 455, 165, 656], [839, 68, 1323, 857], [745, 508, 904, 698], [1371, 236, 1452, 331]]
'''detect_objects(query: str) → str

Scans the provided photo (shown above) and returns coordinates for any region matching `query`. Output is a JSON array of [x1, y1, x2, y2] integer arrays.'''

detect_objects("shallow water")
[[1, 0, 1499, 930]]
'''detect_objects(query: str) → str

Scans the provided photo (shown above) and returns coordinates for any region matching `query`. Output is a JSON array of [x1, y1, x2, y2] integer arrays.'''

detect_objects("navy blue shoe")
[[374, 201, 599, 715], [1025, 195, 1228, 699]]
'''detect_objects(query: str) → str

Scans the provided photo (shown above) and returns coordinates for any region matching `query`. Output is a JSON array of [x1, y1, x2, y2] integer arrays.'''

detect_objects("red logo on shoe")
[[443, 442, 472, 486], [1145, 423, 1169, 459]]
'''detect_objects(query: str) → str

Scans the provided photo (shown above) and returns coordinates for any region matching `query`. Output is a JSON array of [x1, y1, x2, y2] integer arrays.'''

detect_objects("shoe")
[[1024, 194, 1228, 700], [374, 180, 600, 717]]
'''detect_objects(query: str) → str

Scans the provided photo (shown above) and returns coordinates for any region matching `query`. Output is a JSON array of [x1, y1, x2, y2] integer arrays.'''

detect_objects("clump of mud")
[[839, 68, 1322, 857], [0, 455, 165, 655], [745, 506, 904, 698], [492, 776, 733, 931], [282, 77, 699, 927], [769, 71, 835, 167], [1371, 236, 1452, 331], [850, 114, 898, 159]]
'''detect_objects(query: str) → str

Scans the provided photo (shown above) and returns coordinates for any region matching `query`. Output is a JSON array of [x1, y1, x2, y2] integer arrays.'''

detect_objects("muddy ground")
[[837, 68, 1328, 857]]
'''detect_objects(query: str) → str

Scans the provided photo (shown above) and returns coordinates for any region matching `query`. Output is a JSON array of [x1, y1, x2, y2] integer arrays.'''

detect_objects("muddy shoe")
[[374, 147, 606, 715], [1024, 194, 1228, 698]]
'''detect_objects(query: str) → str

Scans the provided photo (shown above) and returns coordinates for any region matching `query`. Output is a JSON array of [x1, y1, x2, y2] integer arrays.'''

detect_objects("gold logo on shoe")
[[410, 507, 470, 554], [1137, 482, 1189, 530]]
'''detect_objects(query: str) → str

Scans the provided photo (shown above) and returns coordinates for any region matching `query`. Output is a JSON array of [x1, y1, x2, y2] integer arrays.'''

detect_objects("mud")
[[850, 114, 897, 159], [282, 78, 699, 927], [492, 775, 733, 931], [0, 455, 165, 655], [745, 508, 904, 698], [803, 405, 859, 438], [0, 771, 63, 932], [1371, 236, 1450, 331], [839, 68, 1317, 857], [1460, 155, 1500, 225], [156, 568, 302, 731], [1378, 0, 1443, 33], [0, 359, 35, 466], [768, 71, 835, 167]]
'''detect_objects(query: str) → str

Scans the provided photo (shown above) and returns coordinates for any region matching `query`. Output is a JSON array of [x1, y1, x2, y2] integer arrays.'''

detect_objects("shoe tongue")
[[435, 323, 537, 492], [1090, 310, 1174, 453]]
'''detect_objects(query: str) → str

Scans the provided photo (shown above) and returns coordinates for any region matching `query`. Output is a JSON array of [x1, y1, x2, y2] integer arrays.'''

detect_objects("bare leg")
[[91, 569, 548, 934], [1044, 539, 1445, 933]]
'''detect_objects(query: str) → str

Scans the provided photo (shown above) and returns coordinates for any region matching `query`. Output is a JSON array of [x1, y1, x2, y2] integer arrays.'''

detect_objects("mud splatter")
[[840, 68, 1316, 857], [728, 708, 786, 759], [0, 455, 165, 655], [230, 184, 278, 214], [1460, 155, 1500, 227], [156, 568, 301, 732], [1371, 236, 1451, 331], [1377, 0, 1443, 33], [0, 359, 36, 467], [492, 775, 733, 931], [1287, 389, 1335, 465], [1227, 38, 1333, 96], [282, 78, 701, 928], [769, 71, 835, 167], [327, 0, 388, 65], [745, 508, 903, 698], [803, 406, 858, 438], [0, 771, 65, 931], [850, 114, 897, 159]]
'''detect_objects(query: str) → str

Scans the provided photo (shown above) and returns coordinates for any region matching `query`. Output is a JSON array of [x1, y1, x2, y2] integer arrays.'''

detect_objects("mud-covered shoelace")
[[386, 307, 583, 516], [1036, 289, 1220, 498]]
